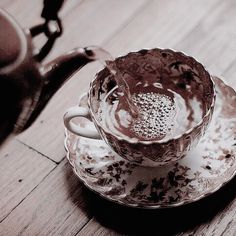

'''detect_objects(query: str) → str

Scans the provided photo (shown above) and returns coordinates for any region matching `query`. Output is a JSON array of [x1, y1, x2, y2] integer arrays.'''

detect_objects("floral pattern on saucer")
[[65, 77, 236, 208]]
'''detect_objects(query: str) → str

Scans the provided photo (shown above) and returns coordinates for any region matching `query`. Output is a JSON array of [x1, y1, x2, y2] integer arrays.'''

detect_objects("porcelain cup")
[[64, 48, 215, 167]]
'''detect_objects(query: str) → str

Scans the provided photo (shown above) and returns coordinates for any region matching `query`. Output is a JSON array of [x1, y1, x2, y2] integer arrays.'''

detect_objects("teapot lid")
[[0, 9, 24, 71]]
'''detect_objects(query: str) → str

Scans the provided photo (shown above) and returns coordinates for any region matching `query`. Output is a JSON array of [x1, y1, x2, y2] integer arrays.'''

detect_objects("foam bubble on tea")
[[131, 92, 176, 140]]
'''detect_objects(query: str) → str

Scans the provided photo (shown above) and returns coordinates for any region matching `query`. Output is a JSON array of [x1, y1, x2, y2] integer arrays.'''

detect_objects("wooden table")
[[1, 1, 236, 235]]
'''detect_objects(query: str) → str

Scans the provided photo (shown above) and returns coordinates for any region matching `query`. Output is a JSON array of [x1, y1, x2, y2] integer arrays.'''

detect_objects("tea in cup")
[[64, 48, 215, 167]]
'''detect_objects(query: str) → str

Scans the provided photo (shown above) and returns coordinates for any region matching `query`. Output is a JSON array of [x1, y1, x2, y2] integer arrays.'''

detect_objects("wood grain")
[[174, 0, 236, 79], [104, 0, 221, 56], [0, 160, 91, 236], [182, 200, 236, 236], [77, 218, 121, 236], [0, 140, 55, 222]]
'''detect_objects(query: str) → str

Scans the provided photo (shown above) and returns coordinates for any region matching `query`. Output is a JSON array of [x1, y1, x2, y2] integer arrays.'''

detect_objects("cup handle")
[[63, 106, 101, 139]]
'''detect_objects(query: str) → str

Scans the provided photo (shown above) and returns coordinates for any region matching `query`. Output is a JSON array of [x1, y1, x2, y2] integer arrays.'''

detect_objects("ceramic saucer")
[[64, 77, 236, 209]]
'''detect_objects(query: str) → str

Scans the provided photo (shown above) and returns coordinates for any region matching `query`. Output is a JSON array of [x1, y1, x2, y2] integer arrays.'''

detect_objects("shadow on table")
[[80, 175, 236, 235]]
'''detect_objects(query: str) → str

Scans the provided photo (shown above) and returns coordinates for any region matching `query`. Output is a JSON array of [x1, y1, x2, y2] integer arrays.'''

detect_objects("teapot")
[[0, 6, 105, 145]]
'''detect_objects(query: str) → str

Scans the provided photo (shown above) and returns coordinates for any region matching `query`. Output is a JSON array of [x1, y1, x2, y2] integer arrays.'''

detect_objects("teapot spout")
[[24, 46, 102, 129]]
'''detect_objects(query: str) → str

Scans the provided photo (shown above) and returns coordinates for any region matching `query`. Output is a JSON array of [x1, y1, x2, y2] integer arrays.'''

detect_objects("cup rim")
[[88, 48, 216, 145]]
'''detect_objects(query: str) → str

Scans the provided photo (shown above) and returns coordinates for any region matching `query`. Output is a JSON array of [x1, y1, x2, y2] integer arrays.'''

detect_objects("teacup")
[[64, 48, 215, 167]]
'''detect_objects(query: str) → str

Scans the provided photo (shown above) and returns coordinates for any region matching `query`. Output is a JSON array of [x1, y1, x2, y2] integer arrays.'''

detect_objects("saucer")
[[64, 77, 236, 209]]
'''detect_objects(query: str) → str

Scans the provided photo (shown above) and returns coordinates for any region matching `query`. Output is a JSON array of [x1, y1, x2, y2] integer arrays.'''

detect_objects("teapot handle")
[[29, 0, 65, 61]]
